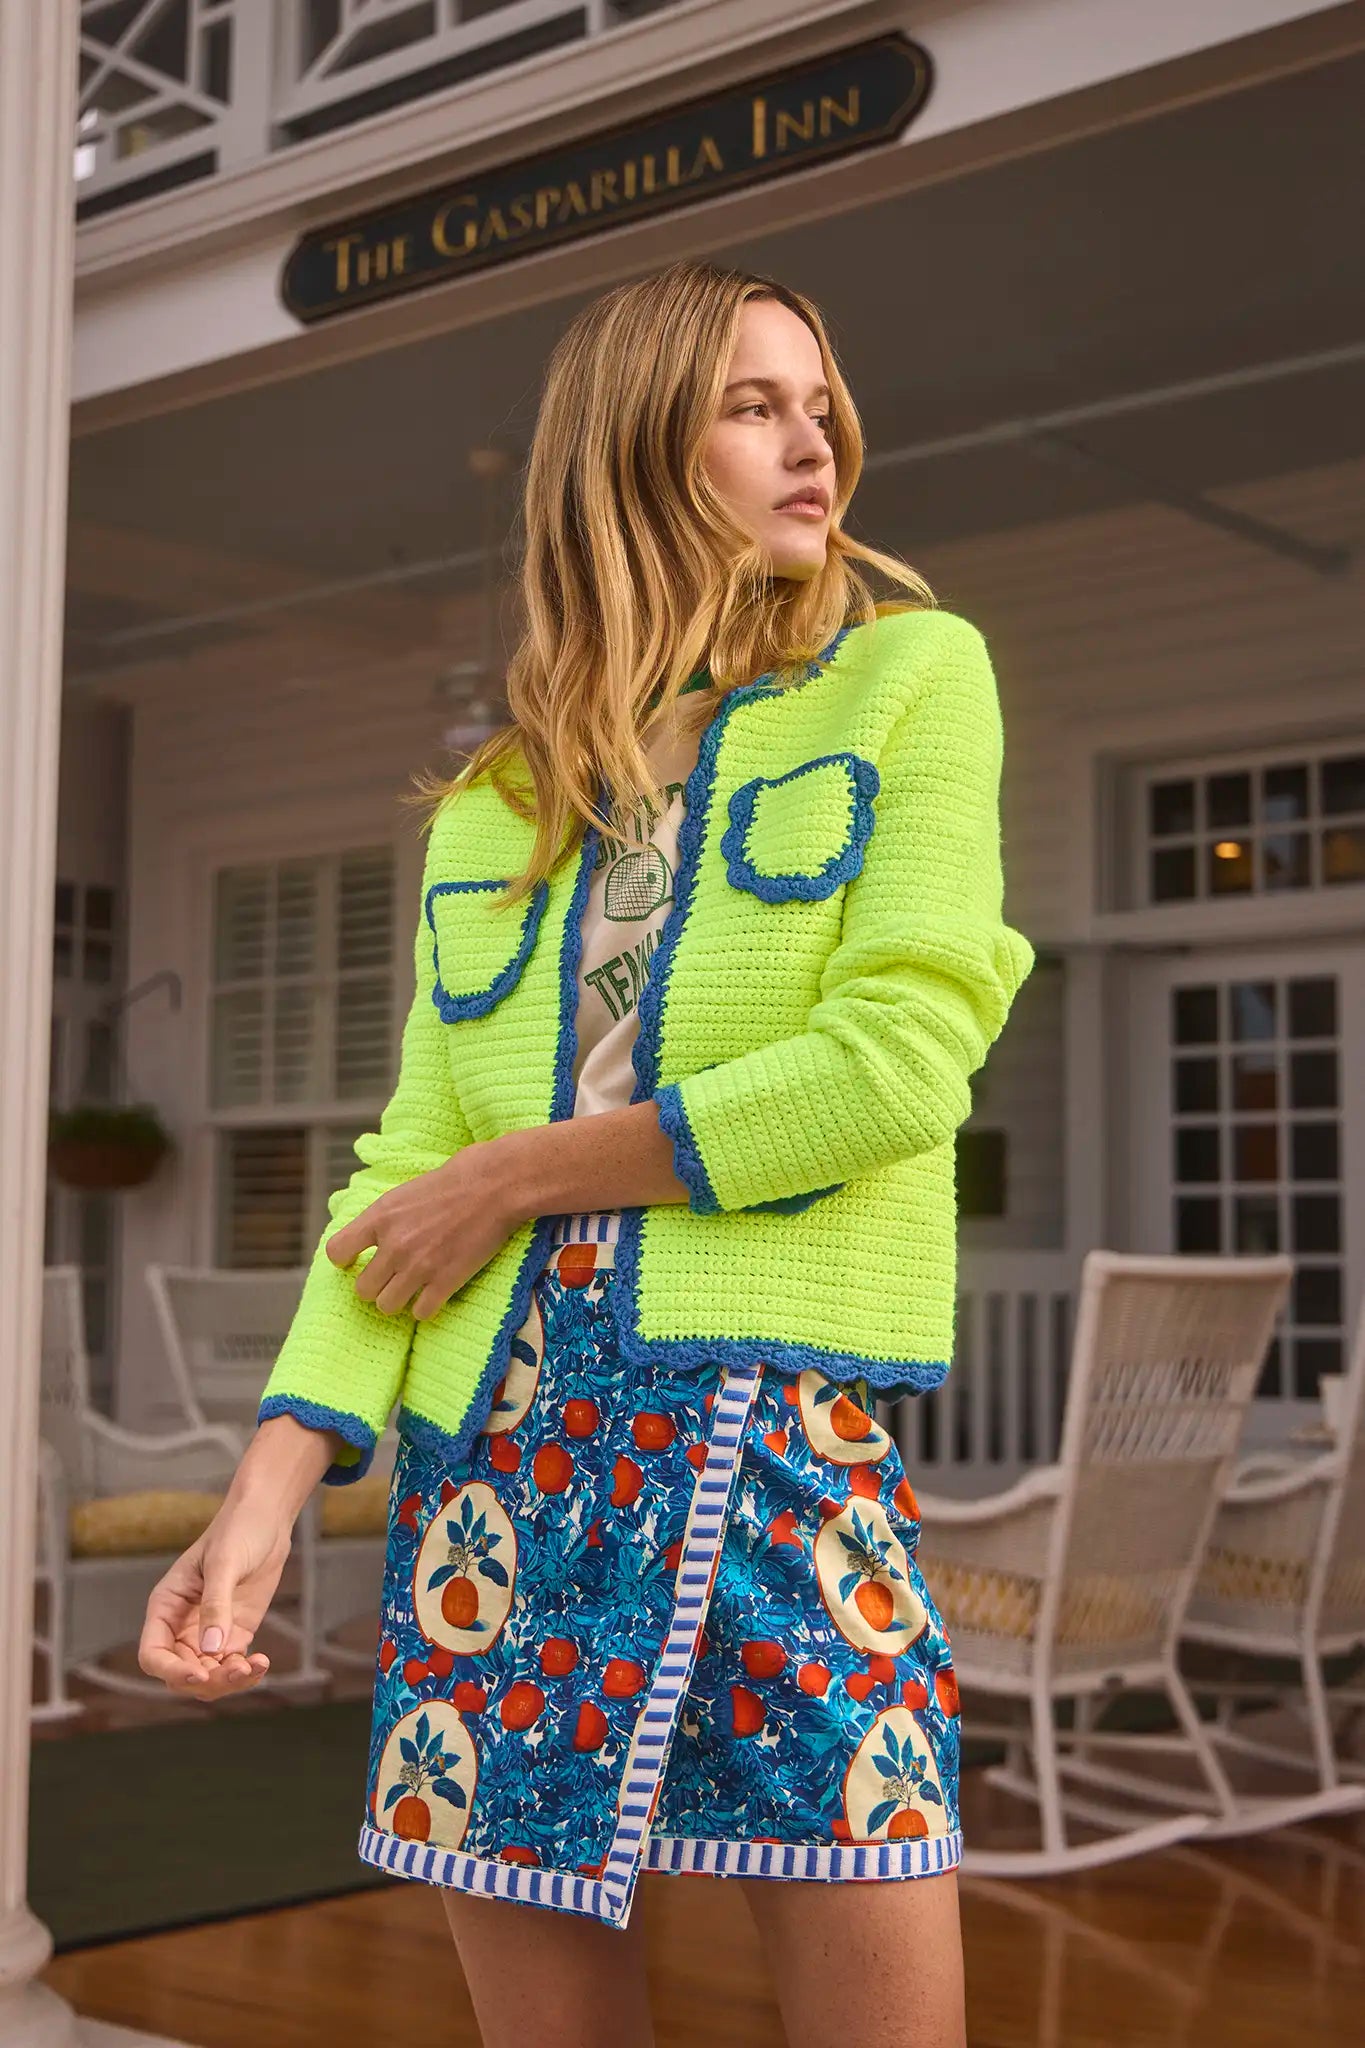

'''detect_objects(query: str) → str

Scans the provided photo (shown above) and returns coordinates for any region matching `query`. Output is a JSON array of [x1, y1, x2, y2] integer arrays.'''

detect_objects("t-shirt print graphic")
[[572, 733, 702, 1119], [581, 777, 687, 1029]]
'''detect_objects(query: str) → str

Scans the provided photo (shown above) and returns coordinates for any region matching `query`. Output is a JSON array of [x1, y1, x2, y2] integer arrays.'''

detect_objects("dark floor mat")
[[29, 1700, 399, 1952]]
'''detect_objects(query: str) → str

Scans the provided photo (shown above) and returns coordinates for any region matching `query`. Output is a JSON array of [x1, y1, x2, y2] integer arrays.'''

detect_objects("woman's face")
[[702, 298, 836, 581]]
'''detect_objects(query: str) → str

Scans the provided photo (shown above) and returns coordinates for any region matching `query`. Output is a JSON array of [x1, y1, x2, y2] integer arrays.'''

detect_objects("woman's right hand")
[[138, 1414, 344, 1702], [137, 1492, 293, 1703]]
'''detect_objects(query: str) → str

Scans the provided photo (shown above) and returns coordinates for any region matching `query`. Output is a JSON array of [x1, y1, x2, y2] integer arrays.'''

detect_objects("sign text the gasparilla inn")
[[281, 36, 932, 322]]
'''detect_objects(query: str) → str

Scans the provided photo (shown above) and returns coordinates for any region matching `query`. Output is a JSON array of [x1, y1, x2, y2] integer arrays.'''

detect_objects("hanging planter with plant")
[[48, 1102, 173, 1192]]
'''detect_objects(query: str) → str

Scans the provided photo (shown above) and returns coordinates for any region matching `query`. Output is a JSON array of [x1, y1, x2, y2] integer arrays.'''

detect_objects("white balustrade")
[[76, 0, 682, 214]]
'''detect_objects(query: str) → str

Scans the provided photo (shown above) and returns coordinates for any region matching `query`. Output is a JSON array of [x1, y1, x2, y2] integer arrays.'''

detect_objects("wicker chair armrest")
[[34, 1438, 69, 1569], [1223, 1457, 1338, 1506], [84, 1412, 243, 1495], [917, 1466, 1065, 1527]]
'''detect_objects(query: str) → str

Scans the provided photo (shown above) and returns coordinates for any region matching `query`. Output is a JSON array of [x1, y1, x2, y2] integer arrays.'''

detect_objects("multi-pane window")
[[1141, 745, 1365, 906], [53, 878, 117, 987], [1168, 973, 1345, 1400], [210, 848, 395, 1269]]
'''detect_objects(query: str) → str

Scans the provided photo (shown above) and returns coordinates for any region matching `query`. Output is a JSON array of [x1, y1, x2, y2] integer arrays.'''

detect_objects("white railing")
[[893, 1252, 1081, 1500], [75, 0, 681, 217]]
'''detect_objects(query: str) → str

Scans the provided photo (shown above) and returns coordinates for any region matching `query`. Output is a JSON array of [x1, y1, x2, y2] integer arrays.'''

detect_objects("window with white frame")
[[1135, 740, 1365, 908], [209, 847, 396, 1268]]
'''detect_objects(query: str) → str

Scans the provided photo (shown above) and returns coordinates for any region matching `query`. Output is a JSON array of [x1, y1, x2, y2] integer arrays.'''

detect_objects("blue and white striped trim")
[[646, 1831, 963, 1882], [546, 1209, 623, 1250], [597, 1356, 762, 1927], [356, 1825, 620, 1924]]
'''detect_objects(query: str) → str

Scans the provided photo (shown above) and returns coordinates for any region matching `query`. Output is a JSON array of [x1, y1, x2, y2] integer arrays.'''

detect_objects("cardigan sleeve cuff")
[[655, 1077, 847, 1216], [255, 1394, 377, 1487], [654, 1080, 722, 1215]]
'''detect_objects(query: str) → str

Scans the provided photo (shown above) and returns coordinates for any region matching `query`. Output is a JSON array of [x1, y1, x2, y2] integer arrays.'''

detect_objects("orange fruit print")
[[829, 1393, 874, 1442], [741, 1640, 787, 1681], [533, 1442, 575, 1494], [854, 1579, 896, 1631], [611, 1455, 643, 1508], [603, 1658, 646, 1698], [573, 1700, 608, 1752], [440, 1575, 480, 1628], [540, 1637, 578, 1677], [730, 1686, 765, 1738], [499, 1681, 545, 1731], [392, 1793, 431, 1841], [632, 1412, 676, 1452]]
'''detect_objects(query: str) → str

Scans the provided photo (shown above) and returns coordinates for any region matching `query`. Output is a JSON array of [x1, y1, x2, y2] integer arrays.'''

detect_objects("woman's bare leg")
[[440, 1887, 655, 2048], [740, 1872, 966, 2048]]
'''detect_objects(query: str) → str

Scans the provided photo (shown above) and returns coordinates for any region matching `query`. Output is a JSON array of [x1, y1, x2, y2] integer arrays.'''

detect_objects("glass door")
[[1128, 943, 1364, 1445]]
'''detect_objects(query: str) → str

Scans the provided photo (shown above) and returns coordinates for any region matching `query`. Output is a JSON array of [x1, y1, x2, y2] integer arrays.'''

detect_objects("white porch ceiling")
[[65, 44, 1365, 676]]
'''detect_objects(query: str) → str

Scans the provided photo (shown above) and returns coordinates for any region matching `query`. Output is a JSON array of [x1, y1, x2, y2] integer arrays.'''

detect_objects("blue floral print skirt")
[[357, 1218, 962, 1928]]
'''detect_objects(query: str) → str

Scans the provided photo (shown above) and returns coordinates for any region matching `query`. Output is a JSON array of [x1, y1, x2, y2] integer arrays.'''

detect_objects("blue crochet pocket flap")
[[721, 753, 879, 903], [426, 878, 549, 1022]]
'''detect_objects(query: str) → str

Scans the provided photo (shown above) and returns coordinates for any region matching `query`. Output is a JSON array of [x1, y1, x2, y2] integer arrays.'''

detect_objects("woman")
[[140, 260, 1034, 2047]]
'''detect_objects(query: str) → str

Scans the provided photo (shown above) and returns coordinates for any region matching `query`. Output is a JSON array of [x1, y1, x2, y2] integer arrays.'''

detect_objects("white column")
[[0, 2, 83, 2042]]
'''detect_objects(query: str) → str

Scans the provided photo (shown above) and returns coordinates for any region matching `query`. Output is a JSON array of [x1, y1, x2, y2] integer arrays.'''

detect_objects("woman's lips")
[[775, 499, 827, 518]]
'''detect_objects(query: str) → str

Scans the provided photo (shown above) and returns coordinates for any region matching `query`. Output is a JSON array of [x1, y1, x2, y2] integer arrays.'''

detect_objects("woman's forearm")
[[230, 1411, 343, 1525], [489, 1099, 692, 1224]]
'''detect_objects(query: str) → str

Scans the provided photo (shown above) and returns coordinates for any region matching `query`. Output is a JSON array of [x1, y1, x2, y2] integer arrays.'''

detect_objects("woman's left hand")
[[324, 1146, 520, 1320]]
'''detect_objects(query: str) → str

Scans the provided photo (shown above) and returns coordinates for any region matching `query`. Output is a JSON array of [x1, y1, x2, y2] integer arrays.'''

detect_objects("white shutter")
[[214, 866, 269, 982], [211, 991, 265, 1109], [218, 1128, 307, 1268], [334, 848, 394, 1099], [211, 845, 396, 1263]]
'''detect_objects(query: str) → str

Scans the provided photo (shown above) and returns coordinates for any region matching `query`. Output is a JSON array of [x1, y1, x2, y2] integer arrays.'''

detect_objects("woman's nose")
[[787, 416, 830, 464]]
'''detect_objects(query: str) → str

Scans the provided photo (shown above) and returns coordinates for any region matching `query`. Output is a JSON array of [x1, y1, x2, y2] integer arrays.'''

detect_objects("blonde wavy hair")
[[422, 259, 934, 907]]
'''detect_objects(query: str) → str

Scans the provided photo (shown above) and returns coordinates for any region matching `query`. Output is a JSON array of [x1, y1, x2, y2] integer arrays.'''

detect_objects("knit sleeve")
[[652, 616, 1036, 1215], [256, 811, 474, 1485]]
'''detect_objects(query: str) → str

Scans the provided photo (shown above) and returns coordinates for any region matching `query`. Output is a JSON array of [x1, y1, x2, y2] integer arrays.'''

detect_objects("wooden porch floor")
[[41, 1790, 1365, 2047]]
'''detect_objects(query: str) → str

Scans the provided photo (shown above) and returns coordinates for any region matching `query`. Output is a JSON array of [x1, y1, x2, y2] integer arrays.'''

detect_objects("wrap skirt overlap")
[[357, 1219, 962, 1928]]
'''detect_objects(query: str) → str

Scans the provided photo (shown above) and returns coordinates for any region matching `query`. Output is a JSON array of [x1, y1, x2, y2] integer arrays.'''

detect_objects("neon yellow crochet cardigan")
[[257, 607, 1036, 1483]]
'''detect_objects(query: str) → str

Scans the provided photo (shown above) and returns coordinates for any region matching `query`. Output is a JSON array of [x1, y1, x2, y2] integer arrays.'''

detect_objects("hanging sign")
[[281, 34, 932, 322]]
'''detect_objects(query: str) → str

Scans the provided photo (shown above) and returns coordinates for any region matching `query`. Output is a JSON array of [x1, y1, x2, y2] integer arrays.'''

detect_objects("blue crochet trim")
[[607, 1212, 950, 1398], [256, 1394, 377, 1487], [655, 1080, 842, 1215], [629, 623, 853, 1106], [552, 810, 603, 1118], [743, 1183, 845, 1213], [653, 1080, 720, 1215], [426, 877, 549, 1022], [720, 752, 880, 903], [398, 822, 603, 1474]]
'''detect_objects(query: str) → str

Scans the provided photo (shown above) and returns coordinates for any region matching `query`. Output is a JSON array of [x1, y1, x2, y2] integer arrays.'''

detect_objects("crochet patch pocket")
[[720, 752, 880, 904], [426, 878, 549, 1022]]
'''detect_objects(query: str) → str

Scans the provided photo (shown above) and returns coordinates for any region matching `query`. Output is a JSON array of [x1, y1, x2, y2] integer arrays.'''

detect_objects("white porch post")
[[0, 0, 82, 2041]]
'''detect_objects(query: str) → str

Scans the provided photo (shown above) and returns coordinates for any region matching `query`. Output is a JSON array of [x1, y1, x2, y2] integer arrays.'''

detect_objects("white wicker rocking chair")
[[34, 1264, 245, 1717], [916, 1250, 1365, 1877], [1181, 1289, 1365, 1794]]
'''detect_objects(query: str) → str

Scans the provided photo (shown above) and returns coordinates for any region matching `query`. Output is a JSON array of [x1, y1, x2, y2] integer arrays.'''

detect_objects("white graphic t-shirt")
[[571, 690, 710, 1122]]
